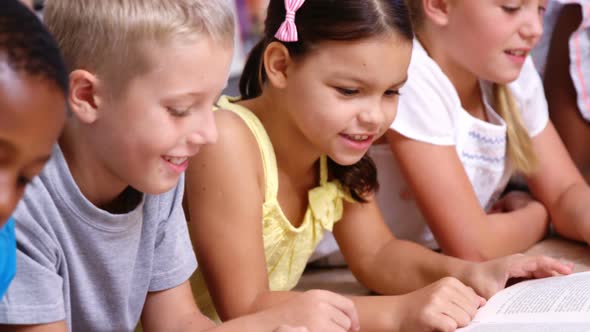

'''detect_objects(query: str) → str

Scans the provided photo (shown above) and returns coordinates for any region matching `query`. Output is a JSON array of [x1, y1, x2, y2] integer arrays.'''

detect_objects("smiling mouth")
[[342, 134, 372, 142], [505, 49, 528, 57], [163, 156, 188, 165]]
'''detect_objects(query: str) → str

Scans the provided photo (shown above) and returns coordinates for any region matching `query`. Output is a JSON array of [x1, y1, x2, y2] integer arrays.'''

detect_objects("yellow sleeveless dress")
[[191, 96, 352, 321]]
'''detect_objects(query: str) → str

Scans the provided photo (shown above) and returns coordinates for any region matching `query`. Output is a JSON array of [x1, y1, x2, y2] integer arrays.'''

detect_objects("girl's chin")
[[327, 154, 366, 167], [484, 67, 522, 85]]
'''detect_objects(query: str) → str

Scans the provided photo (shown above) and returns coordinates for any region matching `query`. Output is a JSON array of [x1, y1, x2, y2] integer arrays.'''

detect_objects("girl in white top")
[[375, 0, 590, 260], [533, 0, 590, 182]]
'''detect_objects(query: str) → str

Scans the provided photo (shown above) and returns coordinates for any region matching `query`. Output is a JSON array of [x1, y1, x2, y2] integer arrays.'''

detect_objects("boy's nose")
[[187, 109, 218, 152]]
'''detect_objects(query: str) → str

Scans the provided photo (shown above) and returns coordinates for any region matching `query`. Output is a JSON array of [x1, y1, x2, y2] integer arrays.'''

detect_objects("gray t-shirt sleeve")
[[148, 179, 198, 292], [0, 201, 65, 324]]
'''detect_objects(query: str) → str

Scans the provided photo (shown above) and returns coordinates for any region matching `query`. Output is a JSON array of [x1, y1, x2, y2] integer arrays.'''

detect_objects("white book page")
[[457, 272, 590, 330], [458, 322, 590, 332]]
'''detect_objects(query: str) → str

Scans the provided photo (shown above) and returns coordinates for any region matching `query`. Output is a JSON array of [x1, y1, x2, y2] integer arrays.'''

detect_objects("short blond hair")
[[44, 0, 235, 94]]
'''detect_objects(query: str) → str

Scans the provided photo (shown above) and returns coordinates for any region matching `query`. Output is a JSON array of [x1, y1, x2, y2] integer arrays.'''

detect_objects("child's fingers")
[[324, 304, 353, 331], [442, 301, 473, 328], [454, 291, 485, 316], [447, 286, 482, 322], [434, 314, 460, 332], [274, 325, 309, 332], [441, 277, 484, 311], [453, 282, 486, 310], [531, 256, 574, 277], [423, 279, 480, 329], [508, 255, 573, 278], [316, 291, 360, 332]]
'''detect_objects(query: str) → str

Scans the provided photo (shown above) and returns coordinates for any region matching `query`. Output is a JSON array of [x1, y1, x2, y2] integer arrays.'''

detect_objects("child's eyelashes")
[[501, 5, 521, 13], [334, 87, 400, 98], [384, 89, 401, 97], [501, 4, 546, 16], [335, 87, 360, 97], [166, 106, 191, 117]]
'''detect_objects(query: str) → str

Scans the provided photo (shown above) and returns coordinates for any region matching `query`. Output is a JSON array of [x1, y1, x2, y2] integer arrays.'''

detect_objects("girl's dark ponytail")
[[328, 155, 378, 202], [239, 40, 267, 100]]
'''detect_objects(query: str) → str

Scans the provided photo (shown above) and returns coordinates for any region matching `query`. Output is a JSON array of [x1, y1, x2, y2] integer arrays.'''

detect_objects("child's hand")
[[463, 254, 574, 299], [275, 290, 360, 332], [397, 277, 485, 332], [489, 191, 538, 213], [273, 325, 309, 332]]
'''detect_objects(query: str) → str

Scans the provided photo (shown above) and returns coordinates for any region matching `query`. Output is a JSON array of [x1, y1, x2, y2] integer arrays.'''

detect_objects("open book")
[[458, 271, 590, 331]]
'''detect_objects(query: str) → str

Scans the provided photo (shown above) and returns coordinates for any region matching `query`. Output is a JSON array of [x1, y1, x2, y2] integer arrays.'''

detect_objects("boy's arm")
[[141, 281, 215, 331]]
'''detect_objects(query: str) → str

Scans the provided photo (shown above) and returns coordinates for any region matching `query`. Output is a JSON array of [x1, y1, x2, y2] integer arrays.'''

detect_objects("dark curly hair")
[[0, 0, 68, 96], [240, 0, 413, 202]]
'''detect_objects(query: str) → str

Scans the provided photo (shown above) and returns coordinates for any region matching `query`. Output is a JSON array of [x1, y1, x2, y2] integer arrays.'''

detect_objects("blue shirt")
[[0, 217, 16, 298]]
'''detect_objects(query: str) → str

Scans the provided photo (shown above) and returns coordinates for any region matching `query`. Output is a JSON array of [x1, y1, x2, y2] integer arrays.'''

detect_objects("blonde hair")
[[493, 84, 537, 174], [44, 0, 235, 94], [405, 0, 537, 174]]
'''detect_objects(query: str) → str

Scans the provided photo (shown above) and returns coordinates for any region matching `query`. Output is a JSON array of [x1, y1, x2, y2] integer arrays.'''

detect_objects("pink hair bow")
[[274, 0, 306, 42]]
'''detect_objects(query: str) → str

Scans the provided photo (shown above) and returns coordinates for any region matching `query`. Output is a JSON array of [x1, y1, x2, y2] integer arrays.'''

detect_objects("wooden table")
[[525, 237, 590, 273]]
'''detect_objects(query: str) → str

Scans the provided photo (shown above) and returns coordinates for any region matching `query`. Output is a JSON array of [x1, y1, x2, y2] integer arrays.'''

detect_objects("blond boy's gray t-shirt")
[[0, 146, 197, 331]]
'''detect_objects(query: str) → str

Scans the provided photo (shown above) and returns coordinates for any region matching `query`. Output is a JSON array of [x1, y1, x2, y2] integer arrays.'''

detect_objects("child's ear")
[[422, 0, 451, 26], [263, 41, 291, 89], [68, 70, 102, 124]]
